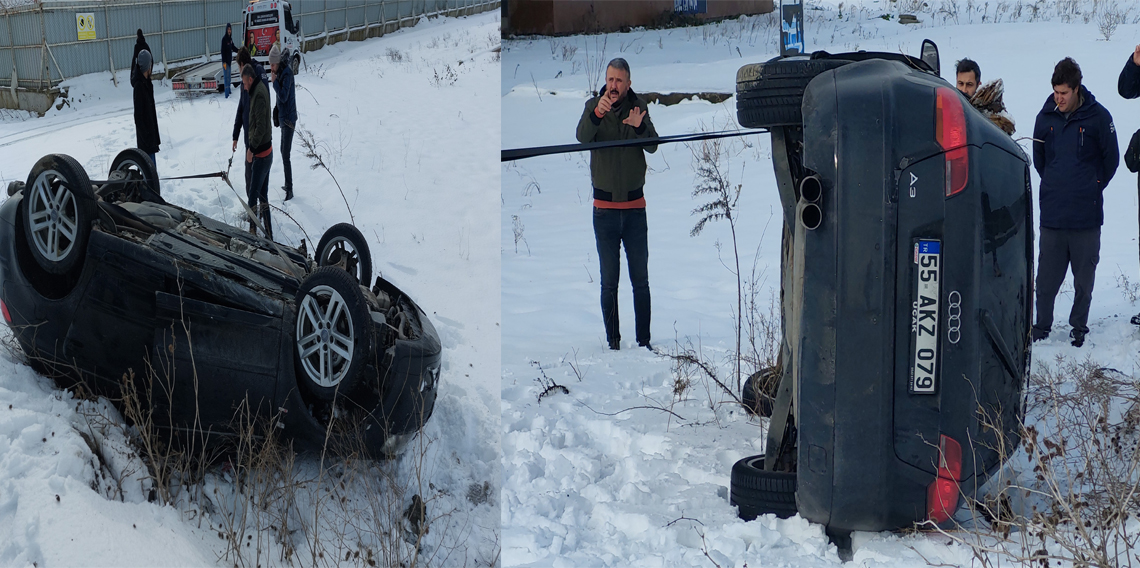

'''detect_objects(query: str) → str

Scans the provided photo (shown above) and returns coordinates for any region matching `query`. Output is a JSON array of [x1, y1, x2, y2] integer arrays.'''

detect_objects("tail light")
[[1, 299, 10, 324], [935, 87, 969, 197], [926, 434, 963, 524]]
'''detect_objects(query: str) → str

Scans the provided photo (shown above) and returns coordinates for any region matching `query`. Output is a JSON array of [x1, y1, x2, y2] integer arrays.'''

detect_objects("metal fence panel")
[[347, 5, 365, 28], [10, 12, 42, 46]]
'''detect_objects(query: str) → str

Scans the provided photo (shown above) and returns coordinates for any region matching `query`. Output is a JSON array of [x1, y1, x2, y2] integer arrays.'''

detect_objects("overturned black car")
[[0, 150, 441, 456], [730, 42, 1032, 538]]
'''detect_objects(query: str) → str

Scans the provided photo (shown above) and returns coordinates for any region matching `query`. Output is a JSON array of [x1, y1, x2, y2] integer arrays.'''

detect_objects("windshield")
[[249, 10, 279, 27]]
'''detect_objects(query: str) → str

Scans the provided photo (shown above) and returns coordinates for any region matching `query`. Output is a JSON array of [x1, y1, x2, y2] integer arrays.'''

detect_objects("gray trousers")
[[1034, 227, 1100, 335]]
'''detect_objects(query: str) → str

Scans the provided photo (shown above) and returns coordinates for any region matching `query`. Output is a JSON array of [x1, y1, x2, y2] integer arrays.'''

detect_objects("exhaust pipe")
[[799, 175, 822, 203], [799, 201, 822, 230]]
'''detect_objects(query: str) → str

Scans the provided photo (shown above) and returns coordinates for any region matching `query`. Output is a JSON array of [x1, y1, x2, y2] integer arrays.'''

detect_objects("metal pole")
[[159, 0, 168, 79], [204, 0, 209, 60], [38, 4, 46, 91], [6, 9, 18, 95], [105, 6, 117, 87]]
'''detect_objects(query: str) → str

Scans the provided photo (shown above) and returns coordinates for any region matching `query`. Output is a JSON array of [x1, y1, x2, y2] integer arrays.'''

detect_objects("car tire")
[[291, 54, 300, 76], [316, 223, 373, 286], [109, 148, 160, 199], [742, 366, 778, 418], [736, 59, 849, 128], [294, 266, 373, 402], [730, 455, 797, 521], [21, 154, 96, 275]]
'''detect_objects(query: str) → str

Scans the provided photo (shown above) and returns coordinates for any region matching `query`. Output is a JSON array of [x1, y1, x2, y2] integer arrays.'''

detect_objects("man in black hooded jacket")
[[1032, 57, 1119, 347]]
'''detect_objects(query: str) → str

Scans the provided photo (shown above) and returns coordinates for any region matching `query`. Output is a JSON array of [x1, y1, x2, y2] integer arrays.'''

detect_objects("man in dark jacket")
[[220, 23, 239, 98], [268, 44, 297, 201], [131, 49, 160, 172], [1032, 57, 1120, 347], [1117, 45, 1140, 326], [242, 64, 273, 239], [575, 58, 659, 350], [232, 49, 270, 219]]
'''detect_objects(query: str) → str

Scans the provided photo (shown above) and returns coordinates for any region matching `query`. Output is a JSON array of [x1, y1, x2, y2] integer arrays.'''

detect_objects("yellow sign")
[[76, 13, 95, 41]]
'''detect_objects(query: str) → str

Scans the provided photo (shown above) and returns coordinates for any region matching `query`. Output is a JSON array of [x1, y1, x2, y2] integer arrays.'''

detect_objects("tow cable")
[[502, 128, 768, 162], [88, 150, 304, 279]]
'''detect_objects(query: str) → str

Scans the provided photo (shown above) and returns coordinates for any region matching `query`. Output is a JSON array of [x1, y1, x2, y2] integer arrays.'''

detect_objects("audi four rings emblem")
[[946, 290, 962, 344]]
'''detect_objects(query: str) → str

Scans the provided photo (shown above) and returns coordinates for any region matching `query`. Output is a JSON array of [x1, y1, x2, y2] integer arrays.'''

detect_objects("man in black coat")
[[130, 48, 160, 172], [1117, 45, 1140, 326], [1032, 57, 1119, 347], [221, 23, 240, 98]]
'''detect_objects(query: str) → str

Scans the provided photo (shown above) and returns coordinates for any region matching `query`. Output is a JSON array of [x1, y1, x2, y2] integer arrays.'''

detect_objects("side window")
[[284, 9, 294, 34]]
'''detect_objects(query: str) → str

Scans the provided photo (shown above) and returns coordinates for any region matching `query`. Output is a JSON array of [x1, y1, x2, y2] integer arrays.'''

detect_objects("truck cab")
[[242, 0, 302, 75]]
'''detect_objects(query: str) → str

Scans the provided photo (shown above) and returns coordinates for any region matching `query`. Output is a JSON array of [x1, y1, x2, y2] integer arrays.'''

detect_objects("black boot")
[[1070, 329, 1086, 348], [260, 204, 273, 241], [283, 185, 293, 201]]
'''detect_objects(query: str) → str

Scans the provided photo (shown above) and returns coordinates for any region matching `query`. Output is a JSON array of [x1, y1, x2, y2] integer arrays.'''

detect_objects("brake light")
[[926, 434, 963, 524], [1, 299, 10, 324], [935, 87, 969, 197]]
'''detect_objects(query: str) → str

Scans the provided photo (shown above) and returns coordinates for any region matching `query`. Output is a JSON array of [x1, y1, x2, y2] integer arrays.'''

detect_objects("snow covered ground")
[[0, 11, 500, 567], [502, 1, 1140, 566]]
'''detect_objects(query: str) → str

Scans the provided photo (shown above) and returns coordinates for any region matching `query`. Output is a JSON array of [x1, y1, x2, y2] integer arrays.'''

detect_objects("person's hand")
[[623, 107, 646, 129], [246, 149, 252, 163], [595, 94, 613, 118], [1133, 44, 1140, 66], [232, 140, 238, 152]]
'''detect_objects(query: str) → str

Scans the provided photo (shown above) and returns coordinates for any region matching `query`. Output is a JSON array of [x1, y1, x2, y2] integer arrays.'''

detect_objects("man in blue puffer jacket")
[[1032, 57, 1120, 347]]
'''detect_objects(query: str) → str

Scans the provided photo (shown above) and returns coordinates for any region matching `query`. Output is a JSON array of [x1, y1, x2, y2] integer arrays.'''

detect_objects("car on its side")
[[729, 42, 1032, 539], [0, 149, 440, 456]]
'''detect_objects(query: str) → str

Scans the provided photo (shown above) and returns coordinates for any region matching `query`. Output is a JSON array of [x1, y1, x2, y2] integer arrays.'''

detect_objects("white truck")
[[172, 0, 301, 94]]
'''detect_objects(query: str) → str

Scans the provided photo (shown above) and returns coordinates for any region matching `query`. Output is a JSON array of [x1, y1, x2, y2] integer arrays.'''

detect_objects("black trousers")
[[1034, 227, 1100, 335], [280, 123, 294, 191], [249, 153, 273, 239], [593, 206, 650, 346]]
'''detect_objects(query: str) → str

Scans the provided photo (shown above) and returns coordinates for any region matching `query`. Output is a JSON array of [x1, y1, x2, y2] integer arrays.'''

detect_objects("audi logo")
[[947, 290, 962, 344]]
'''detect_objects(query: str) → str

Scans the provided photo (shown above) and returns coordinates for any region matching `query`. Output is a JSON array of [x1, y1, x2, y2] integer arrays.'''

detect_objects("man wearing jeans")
[[575, 58, 658, 350], [1032, 57, 1119, 347], [242, 63, 274, 239]]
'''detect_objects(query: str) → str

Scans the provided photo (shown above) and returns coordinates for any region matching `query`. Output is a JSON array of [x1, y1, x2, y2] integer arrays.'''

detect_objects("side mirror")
[[920, 39, 940, 76]]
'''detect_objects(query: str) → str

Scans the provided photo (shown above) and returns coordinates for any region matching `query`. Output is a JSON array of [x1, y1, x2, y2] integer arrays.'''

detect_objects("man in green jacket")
[[575, 58, 659, 350], [243, 63, 274, 239]]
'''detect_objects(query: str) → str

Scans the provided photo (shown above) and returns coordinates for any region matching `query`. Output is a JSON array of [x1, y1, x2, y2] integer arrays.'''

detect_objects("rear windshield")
[[249, 10, 279, 27]]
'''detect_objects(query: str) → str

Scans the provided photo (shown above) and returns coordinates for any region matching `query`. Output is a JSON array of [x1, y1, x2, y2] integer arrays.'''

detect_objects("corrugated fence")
[[0, 0, 500, 92]]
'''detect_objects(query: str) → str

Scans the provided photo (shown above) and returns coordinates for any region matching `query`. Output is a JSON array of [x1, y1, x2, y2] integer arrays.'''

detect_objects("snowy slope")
[[0, 12, 500, 567], [502, 2, 1140, 566]]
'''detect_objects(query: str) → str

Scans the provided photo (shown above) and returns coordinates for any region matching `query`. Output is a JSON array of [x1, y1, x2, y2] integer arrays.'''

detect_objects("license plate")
[[910, 240, 940, 394]]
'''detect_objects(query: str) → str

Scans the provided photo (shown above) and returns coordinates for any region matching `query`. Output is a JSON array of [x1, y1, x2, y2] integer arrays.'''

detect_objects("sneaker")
[[1070, 329, 1086, 348], [1031, 328, 1049, 342], [1131, 313, 1140, 326]]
